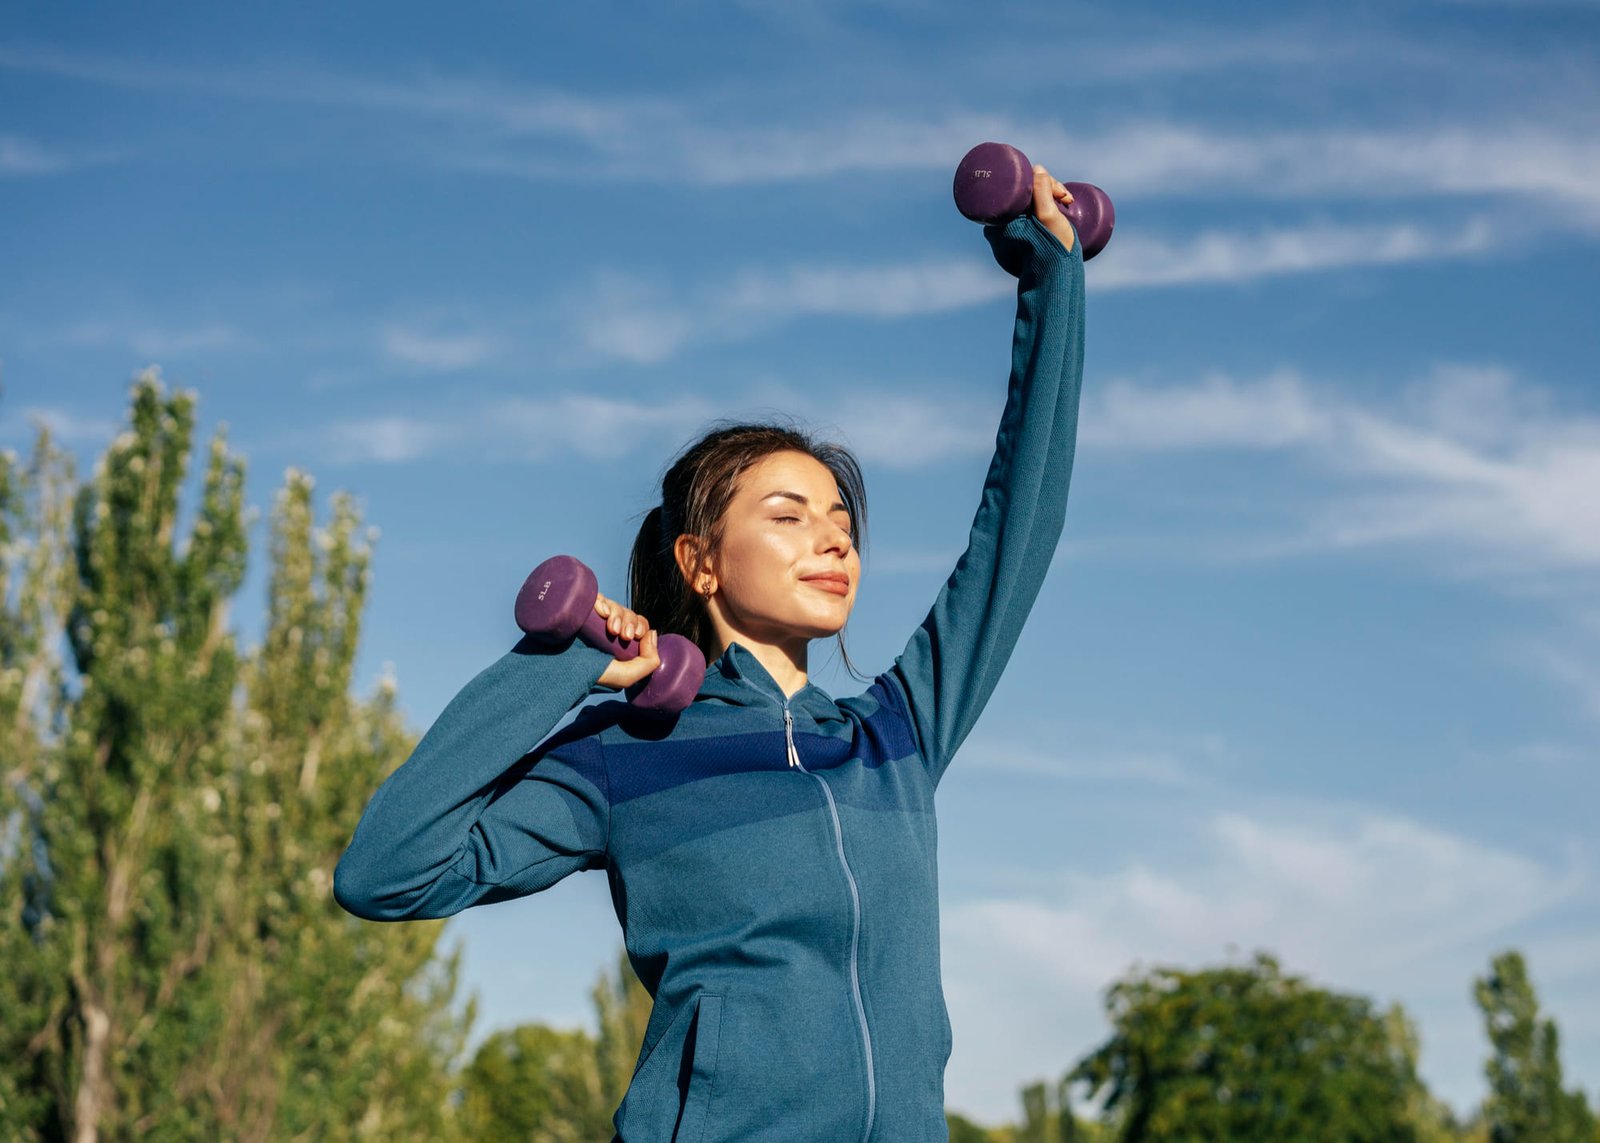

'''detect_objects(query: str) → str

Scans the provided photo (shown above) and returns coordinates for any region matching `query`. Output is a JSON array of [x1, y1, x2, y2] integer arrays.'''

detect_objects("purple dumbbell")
[[953, 142, 1115, 260], [515, 554, 705, 715]]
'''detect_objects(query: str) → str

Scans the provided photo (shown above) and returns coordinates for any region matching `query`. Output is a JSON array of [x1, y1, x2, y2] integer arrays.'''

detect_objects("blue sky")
[[4, 0, 1598, 1124]]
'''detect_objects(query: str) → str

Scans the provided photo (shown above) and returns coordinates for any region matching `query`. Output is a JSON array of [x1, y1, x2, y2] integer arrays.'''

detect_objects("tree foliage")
[[1067, 952, 1422, 1143], [458, 947, 652, 1138], [0, 372, 470, 1140], [1475, 950, 1598, 1143], [457, 1023, 612, 1142], [0, 421, 78, 1134]]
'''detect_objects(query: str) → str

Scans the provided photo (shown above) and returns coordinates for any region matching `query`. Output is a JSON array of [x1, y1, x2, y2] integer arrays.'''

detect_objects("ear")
[[673, 534, 716, 595]]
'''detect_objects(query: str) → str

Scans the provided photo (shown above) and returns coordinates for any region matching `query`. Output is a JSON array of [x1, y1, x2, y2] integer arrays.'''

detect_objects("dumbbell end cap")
[[626, 633, 707, 715], [515, 555, 596, 642], [1062, 181, 1115, 260], [953, 141, 1033, 225]]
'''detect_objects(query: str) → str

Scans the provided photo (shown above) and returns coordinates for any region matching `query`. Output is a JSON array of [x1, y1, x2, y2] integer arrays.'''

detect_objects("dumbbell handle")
[[514, 554, 704, 714]]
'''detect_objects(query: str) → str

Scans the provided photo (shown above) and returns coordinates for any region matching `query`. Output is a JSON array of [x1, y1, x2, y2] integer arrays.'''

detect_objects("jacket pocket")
[[614, 992, 724, 1143], [672, 992, 723, 1143]]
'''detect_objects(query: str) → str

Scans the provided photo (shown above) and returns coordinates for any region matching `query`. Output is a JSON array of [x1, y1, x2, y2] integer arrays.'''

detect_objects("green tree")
[[0, 423, 78, 1136], [207, 464, 471, 1140], [0, 372, 470, 1139], [947, 1110, 1003, 1142], [24, 376, 254, 1138], [593, 946, 653, 1109], [1474, 950, 1599, 1143], [459, 947, 651, 1138], [1384, 1005, 1477, 1143], [1067, 952, 1422, 1143], [457, 1023, 612, 1142]]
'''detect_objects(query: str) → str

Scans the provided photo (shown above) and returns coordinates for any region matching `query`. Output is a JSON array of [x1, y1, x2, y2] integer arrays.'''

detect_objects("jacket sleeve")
[[883, 213, 1086, 785], [333, 635, 615, 921]]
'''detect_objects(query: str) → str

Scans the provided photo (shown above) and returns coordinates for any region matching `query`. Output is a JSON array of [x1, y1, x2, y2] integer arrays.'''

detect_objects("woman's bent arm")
[[333, 637, 613, 921], [886, 212, 1086, 783]]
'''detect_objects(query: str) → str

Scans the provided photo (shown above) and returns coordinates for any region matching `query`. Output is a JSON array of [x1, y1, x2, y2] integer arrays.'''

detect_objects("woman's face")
[[696, 450, 860, 648]]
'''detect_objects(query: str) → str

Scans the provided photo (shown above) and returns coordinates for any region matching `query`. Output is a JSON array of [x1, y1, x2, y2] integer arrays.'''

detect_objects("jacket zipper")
[[785, 698, 876, 1142]]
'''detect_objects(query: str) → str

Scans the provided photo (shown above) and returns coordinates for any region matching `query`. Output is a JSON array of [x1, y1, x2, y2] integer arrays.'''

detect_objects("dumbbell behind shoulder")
[[625, 633, 705, 714], [514, 554, 705, 715], [953, 141, 1115, 260]]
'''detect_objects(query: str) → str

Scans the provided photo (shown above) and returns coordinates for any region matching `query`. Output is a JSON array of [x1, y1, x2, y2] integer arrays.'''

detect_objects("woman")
[[335, 165, 1086, 1142]]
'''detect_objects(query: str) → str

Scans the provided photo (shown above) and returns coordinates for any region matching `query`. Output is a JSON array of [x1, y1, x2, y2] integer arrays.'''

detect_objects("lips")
[[800, 572, 851, 596]]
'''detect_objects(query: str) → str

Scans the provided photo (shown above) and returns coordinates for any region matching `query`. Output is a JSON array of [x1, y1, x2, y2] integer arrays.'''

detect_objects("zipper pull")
[[783, 705, 800, 769]]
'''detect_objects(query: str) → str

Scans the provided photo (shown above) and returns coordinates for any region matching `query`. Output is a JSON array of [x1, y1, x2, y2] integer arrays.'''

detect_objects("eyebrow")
[[763, 490, 850, 514]]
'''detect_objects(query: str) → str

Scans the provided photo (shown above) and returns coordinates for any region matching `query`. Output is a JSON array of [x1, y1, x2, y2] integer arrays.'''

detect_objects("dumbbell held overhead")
[[953, 141, 1115, 260], [515, 554, 705, 715]]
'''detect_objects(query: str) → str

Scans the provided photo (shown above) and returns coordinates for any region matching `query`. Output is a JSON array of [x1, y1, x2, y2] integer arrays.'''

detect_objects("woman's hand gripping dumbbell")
[[953, 141, 1115, 261], [515, 554, 705, 715]]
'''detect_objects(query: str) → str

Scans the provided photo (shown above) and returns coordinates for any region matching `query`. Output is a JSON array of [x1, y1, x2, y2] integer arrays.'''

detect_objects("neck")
[[712, 632, 810, 699]]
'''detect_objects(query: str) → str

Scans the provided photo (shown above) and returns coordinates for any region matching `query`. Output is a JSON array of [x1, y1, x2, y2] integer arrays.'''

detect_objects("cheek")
[[718, 529, 794, 590]]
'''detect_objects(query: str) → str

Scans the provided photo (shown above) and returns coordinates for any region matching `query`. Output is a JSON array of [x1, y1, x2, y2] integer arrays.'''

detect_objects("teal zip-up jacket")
[[334, 214, 1085, 1142]]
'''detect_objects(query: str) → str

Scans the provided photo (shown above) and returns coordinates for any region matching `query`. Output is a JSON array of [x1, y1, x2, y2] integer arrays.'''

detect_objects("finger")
[[594, 595, 612, 618], [1032, 165, 1062, 219]]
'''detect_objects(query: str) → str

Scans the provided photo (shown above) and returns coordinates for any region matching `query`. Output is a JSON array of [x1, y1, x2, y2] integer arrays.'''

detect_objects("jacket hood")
[[697, 641, 851, 728]]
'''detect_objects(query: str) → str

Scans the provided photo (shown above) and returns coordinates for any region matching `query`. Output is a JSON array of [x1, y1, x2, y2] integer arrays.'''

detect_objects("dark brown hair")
[[628, 419, 869, 678]]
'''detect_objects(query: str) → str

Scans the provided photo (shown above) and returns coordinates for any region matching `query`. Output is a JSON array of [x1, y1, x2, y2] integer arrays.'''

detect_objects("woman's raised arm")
[[333, 637, 614, 920], [883, 196, 1086, 785]]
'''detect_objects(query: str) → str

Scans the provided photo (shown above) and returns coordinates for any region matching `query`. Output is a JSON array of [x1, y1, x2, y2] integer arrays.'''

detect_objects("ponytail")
[[627, 503, 709, 657]]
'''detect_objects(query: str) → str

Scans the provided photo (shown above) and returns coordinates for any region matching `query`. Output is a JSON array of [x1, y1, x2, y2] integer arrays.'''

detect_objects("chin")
[[796, 605, 854, 641]]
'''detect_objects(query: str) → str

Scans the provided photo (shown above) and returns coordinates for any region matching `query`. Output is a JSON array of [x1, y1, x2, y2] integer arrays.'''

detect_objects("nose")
[[815, 519, 852, 557]]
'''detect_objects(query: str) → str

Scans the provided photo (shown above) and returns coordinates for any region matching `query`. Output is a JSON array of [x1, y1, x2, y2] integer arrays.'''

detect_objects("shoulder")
[[560, 697, 705, 749], [837, 674, 923, 761]]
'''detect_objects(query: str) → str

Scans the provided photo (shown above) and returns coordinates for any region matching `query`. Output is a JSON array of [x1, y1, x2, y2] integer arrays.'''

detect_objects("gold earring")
[[701, 581, 714, 599]]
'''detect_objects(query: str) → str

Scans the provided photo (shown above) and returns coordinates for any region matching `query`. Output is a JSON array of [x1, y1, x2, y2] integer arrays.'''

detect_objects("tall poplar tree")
[[0, 372, 470, 1139], [0, 423, 78, 1135], [1475, 950, 1599, 1143], [210, 464, 471, 1139]]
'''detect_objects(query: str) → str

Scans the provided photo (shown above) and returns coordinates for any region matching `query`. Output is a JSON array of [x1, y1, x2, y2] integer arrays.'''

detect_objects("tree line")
[[1, 374, 1594, 1141]]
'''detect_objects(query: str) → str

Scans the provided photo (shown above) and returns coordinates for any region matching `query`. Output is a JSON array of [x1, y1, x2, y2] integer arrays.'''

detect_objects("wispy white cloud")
[[0, 134, 75, 176], [379, 325, 499, 372], [828, 390, 998, 467], [1092, 217, 1498, 291], [574, 214, 1496, 365], [313, 356, 1600, 593], [573, 259, 1011, 366], [1, 406, 119, 446], [1520, 640, 1600, 722], [6, 42, 1597, 226], [487, 393, 722, 459], [959, 722, 1235, 790], [941, 802, 1589, 1121], [313, 384, 989, 472], [317, 393, 719, 465], [312, 358, 1600, 589], [450, 114, 1600, 230], [54, 320, 251, 358], [726, 260, 1009, 318], [1087, 370, 1330, 451], [323, 415, 465, 464], [1083, 365, 1600, 576]]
